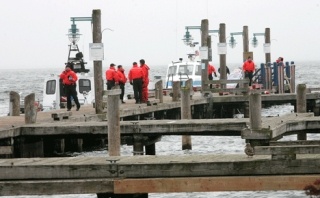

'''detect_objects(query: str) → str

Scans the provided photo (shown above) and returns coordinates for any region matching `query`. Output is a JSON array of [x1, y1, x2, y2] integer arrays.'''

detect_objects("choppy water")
[[0, 61, 319, 197]]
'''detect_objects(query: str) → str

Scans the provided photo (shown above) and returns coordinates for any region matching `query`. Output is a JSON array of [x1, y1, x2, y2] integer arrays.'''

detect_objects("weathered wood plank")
[[270, 140, 320, 146], [114, 175, 320, 193], [255, 145, 320, 155], [0, 179, 113, 196]]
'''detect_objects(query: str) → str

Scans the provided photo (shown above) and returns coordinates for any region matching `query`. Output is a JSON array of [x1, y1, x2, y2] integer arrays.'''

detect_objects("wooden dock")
[[0, 154, 320, 196], [1, 90, 320, 197]]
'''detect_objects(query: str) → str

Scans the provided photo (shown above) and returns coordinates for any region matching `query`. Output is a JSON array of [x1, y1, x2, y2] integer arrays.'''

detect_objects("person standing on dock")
[[60, 64, 81, 111], [129, 62, 144, 104], [208, 63, 217, 89], [105, 63, 119, 90], [117, 65, 127, 104], [242, 56, 255, 86], [140, 59, 150, 103]]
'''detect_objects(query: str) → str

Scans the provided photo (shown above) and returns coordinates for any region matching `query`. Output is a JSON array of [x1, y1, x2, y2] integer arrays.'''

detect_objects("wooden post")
[[172, 81, 180, 101], [265, 28, 271, 64], [185, 79, 193, 99], [219, 23, 227, 88], [133, 134, 144, 155], [296, 84, 307, 140], [155, 80, 163, 103], [54, 139, 65, 154], [24, 93, 37, 124], [9, 91, 20, 116], [181, 87, 192, 150], [92, 9, 104, 114], [243, 26, 249, 60], [201, 19, 209, 92], [278, 65, 284, 94], [249, 93, 262, 130], [107, 89, 121, 156], [290, 63, 296, 93]]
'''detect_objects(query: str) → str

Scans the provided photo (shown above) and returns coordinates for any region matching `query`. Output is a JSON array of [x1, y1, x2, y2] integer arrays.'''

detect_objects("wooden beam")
[[0, 179, 113, 196], [255, 145, 320, 155], [114, 175, 320, 193]]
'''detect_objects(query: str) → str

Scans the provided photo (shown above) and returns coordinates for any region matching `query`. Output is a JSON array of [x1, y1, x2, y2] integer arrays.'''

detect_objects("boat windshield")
[[168, 66, 177, 76], [178, 65, 193, 75], [195, 64, 201, 75]]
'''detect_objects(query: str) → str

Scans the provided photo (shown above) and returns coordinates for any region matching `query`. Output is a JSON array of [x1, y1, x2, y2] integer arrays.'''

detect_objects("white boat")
[[165, 42, 243, 90], [42, 45, 95, 110], [42, 18, 95, 111]]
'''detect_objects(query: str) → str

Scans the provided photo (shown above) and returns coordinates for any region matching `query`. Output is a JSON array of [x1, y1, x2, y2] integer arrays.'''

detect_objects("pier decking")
[[1, 91, 320, 197]]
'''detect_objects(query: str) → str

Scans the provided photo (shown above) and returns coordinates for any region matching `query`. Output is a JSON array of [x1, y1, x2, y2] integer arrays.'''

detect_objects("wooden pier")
[[1, 85, 320, 197]]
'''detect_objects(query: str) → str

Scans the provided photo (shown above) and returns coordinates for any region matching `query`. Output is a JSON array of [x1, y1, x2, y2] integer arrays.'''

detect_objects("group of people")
[[242, 56, 284, 86], [105, 59, 150, 104]]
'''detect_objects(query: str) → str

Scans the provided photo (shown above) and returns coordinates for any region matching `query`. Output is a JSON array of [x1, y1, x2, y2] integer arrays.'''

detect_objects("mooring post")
[[296, 84, 307, 140], [201, 19, 209, 92], [249, 93, 262, 130], [155, 80, 163, 103], [219, 23, 227, 89], [172, 81, 180, 101], [9, 91, 20, 116], [24, 93, 37, 124], [107, 89, 121, 156], [133, 134, 144, 155], [181, 87, 192, 150], [92, 9, 104, 114], [290, 62, 296, 93], [185, 78, 193, 99]]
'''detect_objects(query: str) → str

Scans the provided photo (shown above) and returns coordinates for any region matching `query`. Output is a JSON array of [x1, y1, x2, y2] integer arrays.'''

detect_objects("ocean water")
[[0, 61, 319, 197]]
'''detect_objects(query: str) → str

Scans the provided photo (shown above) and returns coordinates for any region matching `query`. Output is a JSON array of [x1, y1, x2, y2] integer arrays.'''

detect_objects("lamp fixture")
[[228, 32, 242, 49], [251, 33, 265, 48]]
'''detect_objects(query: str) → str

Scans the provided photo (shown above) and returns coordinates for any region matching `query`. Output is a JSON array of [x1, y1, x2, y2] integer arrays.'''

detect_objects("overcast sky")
[[0, 0, 319, 69]]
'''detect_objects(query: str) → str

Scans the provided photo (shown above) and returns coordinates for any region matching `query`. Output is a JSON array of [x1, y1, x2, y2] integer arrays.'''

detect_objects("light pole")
[[252, 28, 271, 64]]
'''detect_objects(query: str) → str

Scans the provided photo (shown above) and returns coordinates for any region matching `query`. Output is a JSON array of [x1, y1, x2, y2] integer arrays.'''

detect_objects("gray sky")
[[1, 0, 319, 69]]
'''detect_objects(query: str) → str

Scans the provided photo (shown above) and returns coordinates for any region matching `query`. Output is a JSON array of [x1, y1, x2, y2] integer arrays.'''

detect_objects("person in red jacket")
[[208, 64, 217, 89], [128, 62, 144, 104], [242, 56, 255, 86], [140, 59, 150, 103], [60, 64, 81, 111], [117, 65, 127, 104], [105, 63, 119, 90]]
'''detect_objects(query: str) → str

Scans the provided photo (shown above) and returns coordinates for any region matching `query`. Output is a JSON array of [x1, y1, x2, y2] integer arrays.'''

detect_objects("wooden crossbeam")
[[114, 175, 320, 193], [255, 145, 320, 155]]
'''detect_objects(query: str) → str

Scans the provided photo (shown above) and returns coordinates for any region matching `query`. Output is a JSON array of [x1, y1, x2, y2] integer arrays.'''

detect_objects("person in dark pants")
[[208, 64, 217, 89], [117, 65, 127, 103], [60, 64, 80, 111], [105, 63, 119, 90], [128, 62, 144, 104]]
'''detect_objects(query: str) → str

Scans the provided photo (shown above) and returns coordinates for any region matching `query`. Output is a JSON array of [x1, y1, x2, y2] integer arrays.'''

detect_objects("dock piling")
[[296, 84, 307, 140], [24, 93, 37, 124], [172, 81, 180, 101], [107, 89, 121, 156], [9, 91, 20, 116], [181, 87, 192, 150]]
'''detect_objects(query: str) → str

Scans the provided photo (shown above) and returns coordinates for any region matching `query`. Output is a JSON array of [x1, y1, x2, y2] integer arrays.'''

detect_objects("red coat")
[[207, 64, 216, 74], [60, 70, 78, 85], [129, 64, 144, 81], [117, 68, 127, 84], [106, 67, 119, 82], [243, 60, 255, 72], [140, 64, 150, 85]]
